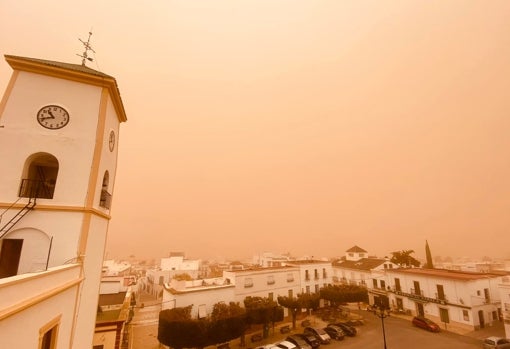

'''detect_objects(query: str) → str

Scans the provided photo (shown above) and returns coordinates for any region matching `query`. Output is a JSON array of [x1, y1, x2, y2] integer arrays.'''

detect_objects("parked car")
[[276, 340, 298, 349], [344, 319, 364, 326], [411, 316, 440, 332], [304, 327, 331, 344], [329, 322, 357, 337], [285, 335, 312, 349], [323, 325, 345, 340], [295, 333, 321, 349], [255, 345, 280, 349], [483, 337, 510, 349]]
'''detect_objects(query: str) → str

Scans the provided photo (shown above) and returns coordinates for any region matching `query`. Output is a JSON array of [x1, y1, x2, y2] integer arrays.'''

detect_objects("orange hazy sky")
[[1, 1, 509, 262]]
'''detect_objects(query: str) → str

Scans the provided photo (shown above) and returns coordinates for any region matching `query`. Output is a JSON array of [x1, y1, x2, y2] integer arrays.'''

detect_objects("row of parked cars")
[[256, 322, 358, 349]]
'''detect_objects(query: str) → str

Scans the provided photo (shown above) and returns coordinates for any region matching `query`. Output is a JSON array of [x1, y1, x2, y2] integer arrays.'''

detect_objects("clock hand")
[[47, 110, 56, 118]]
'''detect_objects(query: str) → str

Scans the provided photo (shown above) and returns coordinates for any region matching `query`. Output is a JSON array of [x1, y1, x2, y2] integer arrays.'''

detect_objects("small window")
[[39, 315, 61, 349], [463, 310, 469, 321], [286, 273, 294, 282], [244, 278, 253, 288], [267, 275, 275, 285]]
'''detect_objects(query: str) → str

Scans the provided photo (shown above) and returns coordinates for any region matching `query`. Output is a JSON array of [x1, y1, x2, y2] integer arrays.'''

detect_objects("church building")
[[0, 54, 127, 348]]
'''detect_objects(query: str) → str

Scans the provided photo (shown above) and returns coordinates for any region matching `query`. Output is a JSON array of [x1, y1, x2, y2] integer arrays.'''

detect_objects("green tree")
[[277, 295, 301, 329], [390, 249, 421, 267], [209, 302, 246, 346], [158, 303, 247, 349], [320, 285, 368, 305], [425, 240, 434, 269], [244, 296, 283, 338], [298, 292, 320, 316], [158, 306, 208, 349]]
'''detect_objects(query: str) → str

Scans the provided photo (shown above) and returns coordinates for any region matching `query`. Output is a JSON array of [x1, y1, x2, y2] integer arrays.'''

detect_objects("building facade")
[[384, 268, 506, 332]]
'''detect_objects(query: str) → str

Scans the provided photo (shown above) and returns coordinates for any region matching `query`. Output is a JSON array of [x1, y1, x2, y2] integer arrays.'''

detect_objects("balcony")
[[435, 293, 448, 302], [0, 264, 82, 320], [100, 189, 112, 209], [410, 288, 424, 296]]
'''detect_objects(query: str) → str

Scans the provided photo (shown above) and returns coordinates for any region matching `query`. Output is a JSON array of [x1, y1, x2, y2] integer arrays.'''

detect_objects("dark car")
[[329, 322, 357, 337], [304, 327, 331, 345], [344, 319, 364, 326], [323, 326, 345, 341], [412, 316, 440, 332], [295, 333, 320, 349], [286, 335, 312, 349]]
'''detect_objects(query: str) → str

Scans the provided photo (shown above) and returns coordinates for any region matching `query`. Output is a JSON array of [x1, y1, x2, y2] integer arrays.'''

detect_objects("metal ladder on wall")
[[0, 198, 37, 239]]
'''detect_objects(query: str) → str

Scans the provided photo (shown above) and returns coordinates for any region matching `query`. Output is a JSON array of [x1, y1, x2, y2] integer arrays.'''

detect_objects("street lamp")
[[372, 305, 390, 349]]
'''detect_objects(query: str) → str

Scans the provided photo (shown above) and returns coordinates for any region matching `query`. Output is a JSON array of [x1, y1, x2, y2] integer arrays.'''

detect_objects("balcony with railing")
[[435, 293, 448, 302], [100, 189, 112, 209], [410, 288, 424, 296], [0, 263, 82, 321]]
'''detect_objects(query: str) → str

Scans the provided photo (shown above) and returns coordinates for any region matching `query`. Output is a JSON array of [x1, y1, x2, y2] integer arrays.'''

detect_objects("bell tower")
[[0, 54, 127, 348]]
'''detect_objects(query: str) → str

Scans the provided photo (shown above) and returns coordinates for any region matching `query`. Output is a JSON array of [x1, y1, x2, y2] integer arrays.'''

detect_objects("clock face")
[[37, 105, 70, 129], [109, 130, 115, 151]]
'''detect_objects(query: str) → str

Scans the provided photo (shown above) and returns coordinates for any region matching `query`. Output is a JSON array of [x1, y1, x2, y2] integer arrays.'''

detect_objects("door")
[[478, 310, 485, 328], [416, 303, 425, 317], [396, 298, 404, 311], [0, 239, 23, 278]]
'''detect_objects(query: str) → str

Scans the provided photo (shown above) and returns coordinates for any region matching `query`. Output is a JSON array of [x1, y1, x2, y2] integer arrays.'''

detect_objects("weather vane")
[[77, 31, 95, 66]]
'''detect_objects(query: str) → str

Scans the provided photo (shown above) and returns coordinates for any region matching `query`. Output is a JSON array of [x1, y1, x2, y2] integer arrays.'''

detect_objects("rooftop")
[[346, 245, 368, 253], [390, 268, 509, 281], [333, 258, 386, 271]]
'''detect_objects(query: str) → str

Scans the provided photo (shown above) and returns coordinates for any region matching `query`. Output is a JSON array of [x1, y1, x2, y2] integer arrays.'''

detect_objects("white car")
[[276, 340, 298, 349], [483, 337, 510, 349]]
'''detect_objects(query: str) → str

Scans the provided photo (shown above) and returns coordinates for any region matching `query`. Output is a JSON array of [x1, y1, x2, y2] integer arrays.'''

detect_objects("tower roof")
[[346, 245, 367, 253], [4, 55, 127, 122]]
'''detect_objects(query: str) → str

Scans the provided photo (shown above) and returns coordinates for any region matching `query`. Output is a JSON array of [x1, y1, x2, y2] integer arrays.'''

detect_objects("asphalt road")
[[317, 315, 482, 349]]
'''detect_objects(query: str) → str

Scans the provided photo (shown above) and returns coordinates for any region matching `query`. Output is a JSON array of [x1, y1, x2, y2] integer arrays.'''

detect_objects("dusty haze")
[[1, 1, 509, 262]]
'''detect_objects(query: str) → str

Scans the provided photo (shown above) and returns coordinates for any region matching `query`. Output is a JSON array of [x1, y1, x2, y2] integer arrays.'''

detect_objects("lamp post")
[[372, 304, 390, 349]]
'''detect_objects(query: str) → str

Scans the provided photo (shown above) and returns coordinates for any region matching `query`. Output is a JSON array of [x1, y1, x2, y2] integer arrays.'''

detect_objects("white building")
[[332, 246, 398, 289], [0, 55, 127, 348], [160, 252, 201, 278], [284, 260, 333, 295], [498, 276, 510, 338], [384, 268, 507, 332], [162, 278, 235, 318], [253, 252, 294, 268], [223, 266, 302, 303], [145, 253, 202, 299]]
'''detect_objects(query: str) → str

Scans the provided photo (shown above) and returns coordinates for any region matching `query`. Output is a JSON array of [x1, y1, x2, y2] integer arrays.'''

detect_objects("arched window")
[[99, 171, 112, 209], [19, 153, 59, 199]]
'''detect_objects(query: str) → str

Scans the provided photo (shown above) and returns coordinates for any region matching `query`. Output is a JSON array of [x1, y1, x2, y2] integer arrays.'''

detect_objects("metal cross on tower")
[[77, 31, 95, 66]]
